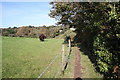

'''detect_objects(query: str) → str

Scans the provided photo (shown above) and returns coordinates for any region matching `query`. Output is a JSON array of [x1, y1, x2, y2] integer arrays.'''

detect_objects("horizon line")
[[1, 0, 119, 2], [0, 24, 63, 28]]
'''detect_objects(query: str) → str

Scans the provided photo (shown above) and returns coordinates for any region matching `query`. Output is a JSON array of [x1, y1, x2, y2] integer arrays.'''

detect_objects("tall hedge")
[[93, 32, 119, 78]]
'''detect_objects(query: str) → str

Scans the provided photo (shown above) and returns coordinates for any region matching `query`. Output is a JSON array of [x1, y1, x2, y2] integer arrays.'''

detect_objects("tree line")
[[49, 2, 120, 78], [1, 25, 66, 38]]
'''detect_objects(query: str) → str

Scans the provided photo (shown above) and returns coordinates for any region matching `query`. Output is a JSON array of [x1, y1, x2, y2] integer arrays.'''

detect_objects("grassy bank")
[[80, 50, 103, 78]]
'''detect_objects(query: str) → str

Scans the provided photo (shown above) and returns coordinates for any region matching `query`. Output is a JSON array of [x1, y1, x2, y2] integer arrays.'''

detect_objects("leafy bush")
[[93, 33, 119, 78]]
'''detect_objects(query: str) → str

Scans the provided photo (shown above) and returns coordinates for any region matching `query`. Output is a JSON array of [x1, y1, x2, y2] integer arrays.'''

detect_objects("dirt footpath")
[[74, 47, 82, 78]]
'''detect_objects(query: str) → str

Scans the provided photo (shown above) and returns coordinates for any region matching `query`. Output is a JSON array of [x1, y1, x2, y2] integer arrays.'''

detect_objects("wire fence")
[[36, 39, 71, 79], [36, 54, 59, 80]]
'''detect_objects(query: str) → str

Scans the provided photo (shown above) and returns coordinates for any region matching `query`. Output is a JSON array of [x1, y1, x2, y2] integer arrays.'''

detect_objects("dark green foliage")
[[2, 28, 17, 37], [93, 33, 119, 78], [49, 2, 120, 78]]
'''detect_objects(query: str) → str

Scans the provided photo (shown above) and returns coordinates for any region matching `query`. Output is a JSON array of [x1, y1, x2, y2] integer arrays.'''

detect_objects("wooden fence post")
[[61, 45, 64, 75], [68, 39, 71, 55], [61, 39, 71, 75]]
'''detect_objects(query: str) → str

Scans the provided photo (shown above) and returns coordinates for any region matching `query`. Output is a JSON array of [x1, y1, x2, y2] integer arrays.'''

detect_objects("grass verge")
[[80, 50, 103, 78]]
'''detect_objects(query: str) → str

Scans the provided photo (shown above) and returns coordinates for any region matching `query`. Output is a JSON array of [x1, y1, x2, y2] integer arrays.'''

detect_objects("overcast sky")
[[1, 2, 57, 28]]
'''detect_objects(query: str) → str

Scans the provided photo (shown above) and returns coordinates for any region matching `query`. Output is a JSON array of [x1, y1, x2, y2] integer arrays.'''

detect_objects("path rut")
[[74, 47, 82, 78]]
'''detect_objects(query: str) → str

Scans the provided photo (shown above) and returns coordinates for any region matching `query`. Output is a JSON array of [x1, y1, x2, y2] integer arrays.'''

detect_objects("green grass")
[[2, 37, 65, 78], [80, 51, 103, 78], [50, 45, 75, 78], [62, 46, 74, 78], [41, 44, 75, 78], [2, 36, 102, 78]]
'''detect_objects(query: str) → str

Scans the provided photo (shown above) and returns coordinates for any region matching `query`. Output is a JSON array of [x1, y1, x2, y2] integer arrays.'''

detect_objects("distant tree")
[[16, 27, 31, 37], [43, 25, 46, 27], [13, 26, 17, 28], [8, 27, 11, 29], [28, 25, 33, 28]]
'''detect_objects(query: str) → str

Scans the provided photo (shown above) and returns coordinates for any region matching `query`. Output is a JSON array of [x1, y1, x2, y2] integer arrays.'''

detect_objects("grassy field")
[[2, 36, 103, 78], [2, 37, 67, 78]]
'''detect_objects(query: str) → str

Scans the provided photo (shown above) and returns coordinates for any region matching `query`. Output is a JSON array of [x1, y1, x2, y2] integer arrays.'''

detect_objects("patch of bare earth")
[[74, 47, 82, 78]]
